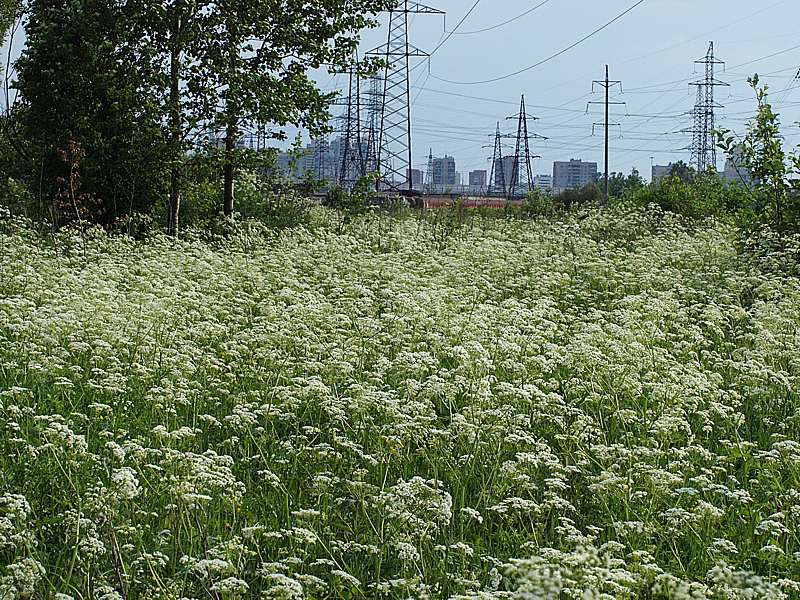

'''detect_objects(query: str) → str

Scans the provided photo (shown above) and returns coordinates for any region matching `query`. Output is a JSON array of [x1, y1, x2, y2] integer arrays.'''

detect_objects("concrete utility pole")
[[588, 65, 624, 198]]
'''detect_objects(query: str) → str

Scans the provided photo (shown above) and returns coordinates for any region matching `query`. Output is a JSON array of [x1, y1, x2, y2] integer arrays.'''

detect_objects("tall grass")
[[0, 206, 798, 598]]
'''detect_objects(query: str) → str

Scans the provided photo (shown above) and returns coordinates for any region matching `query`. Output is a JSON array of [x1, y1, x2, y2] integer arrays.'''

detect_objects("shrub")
[[718, 75, 800, 234], [625, 172, 748, 221], [554, 183, 602, 209]]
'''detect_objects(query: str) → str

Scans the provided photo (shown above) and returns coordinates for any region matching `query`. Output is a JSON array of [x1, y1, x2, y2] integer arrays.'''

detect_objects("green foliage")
[[0, 176, 34, 217], [0, 0, 18, 50], [13, 0, 167, 227], [718, 75, 800, 233], [669, 160, 695, 183], [522, 188, 562, 217], [9, 0, 394, 232], [235, 170, 319, 230], [325, 173, 378, 233], [554, 182, 603, 208], [606, 168, 645, 199], [626, 171, 747, 221]]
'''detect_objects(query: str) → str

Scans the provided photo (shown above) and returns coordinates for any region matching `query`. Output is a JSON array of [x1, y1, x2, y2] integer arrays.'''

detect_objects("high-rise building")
[[432, 156, 457, 188], [469, 170, 487, 189], [276, 146, 315, 181], [407, 168, 424, 188], [533, 174, 552, 192], [552, 159, 598, 194], [652, 164, 671, 183], [493, 156, 518, 191]]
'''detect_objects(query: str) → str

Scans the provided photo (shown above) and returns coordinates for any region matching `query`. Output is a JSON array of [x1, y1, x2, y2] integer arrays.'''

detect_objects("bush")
[[554, 183, 603, 209], [523, 188, 563, 218], [718, 75, 800, 234], [625, 172, 748, 221], [325, 174, 379, 233]]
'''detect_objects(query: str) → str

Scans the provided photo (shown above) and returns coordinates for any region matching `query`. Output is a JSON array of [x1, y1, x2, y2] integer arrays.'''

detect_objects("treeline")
[[2, 5, 800, 240], [0, 0, 393, 234]]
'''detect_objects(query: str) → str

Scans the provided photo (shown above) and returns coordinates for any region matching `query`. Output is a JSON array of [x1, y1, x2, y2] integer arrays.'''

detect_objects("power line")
[[431, 0, 647, 86], [449, 0, 553, 35], [729, 42, 800, 71], [428, 0, 483, 56]]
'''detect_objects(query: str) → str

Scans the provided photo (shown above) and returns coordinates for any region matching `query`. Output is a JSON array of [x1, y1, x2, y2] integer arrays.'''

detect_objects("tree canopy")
[[8, 0, 394, 232]]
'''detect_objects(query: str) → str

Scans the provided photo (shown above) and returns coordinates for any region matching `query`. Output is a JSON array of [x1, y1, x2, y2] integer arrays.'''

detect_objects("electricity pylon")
[[506, 94, 547, 198], [686, 42, 728, 172], [369, 1, 445, 193]]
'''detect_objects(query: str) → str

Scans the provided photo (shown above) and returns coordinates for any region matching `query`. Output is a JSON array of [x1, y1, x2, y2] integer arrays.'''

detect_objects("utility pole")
[[684, 42, 728, 172], [505, 94, 547, 199], [588, 65, 624, 198], [368, 1, 445, 193]]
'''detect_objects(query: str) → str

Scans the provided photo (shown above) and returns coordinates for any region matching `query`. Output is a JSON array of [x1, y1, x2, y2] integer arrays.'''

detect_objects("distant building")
[[652, 164, 672, 183], [722, 146, 754, 188], [276, 146, 314, 181], [432, 156, 457, 189], [493, 156, 518, 190], [469, 170, 487, 189], [552, 159, 598, 194], [534, 174, 552, 192], [408, 168, 424, 188]]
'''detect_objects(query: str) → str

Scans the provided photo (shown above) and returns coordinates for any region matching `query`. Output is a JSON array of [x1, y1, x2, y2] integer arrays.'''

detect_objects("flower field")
[[1, 206, 800, 599]]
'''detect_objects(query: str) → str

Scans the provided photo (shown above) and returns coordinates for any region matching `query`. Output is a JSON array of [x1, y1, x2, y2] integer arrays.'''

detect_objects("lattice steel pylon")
[[487, 123, 507, 198], [313, 136, 329, 182], [506, 95, 547, 198], [338, 64, 366, 190], [369, 1, 444, 193], [686, 42, 729, 172], [363, 74, 382, 175]]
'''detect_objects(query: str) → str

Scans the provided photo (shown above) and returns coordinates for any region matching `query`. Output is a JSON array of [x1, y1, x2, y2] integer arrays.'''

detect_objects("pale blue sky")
[[4, 1, 800, 180], [342, 0, 800, 180]]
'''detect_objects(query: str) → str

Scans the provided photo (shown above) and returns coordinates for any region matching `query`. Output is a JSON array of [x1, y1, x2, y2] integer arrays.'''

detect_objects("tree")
[[14, 0, 166, 226], [606, 172, 626, 198], [211, 0, 393, 219], [123, 0, 393, 234], [718, 75, 800, 232], [626, 167, 645, 192], [13, 0, 393, 233], [606, 168, 645, 199], [668, 160, 695, 184], [0, 0, 19, 67], [1, 0, 22, 157]]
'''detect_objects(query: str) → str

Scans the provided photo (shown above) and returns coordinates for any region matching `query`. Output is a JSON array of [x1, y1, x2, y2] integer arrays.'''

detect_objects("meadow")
[[1, 205, 799, 599]]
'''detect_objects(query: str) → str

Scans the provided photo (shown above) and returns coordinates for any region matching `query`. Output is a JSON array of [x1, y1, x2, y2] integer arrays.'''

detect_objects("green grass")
[[0, 205, 799, 599]]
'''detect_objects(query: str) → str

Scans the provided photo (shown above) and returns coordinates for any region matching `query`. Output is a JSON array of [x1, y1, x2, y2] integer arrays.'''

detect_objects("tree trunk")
[[167, 15, 182, 237], [223, 120, 236, 218], [223, 14, 238, 220]]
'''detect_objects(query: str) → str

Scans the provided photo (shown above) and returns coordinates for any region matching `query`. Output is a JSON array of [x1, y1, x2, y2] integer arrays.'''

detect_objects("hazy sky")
[[342, 0, 800, 180], [4, 1, 800, 181]]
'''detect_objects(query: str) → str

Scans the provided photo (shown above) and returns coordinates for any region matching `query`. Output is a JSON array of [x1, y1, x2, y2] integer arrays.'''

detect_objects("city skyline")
[[313, 0, 800, 184], [9, 1, 798, 184]]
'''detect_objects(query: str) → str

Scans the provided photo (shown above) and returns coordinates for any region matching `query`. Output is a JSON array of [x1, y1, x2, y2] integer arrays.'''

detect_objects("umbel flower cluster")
[[0, 205, 799, 599]]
